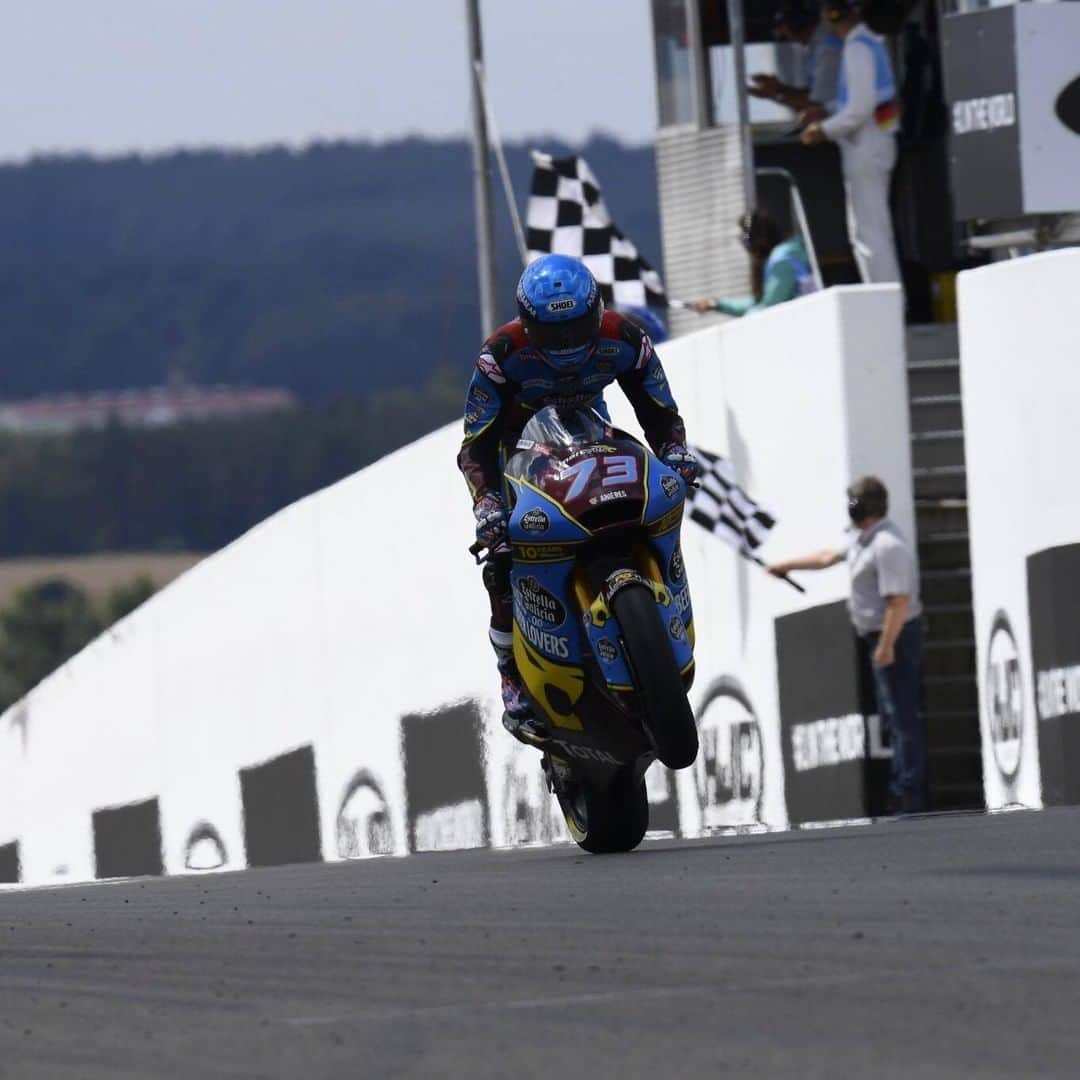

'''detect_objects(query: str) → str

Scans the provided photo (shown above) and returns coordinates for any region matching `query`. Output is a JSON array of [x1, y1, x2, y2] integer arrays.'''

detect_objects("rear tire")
[[612, 583, 699, 770], [556, 765, 648, 854]]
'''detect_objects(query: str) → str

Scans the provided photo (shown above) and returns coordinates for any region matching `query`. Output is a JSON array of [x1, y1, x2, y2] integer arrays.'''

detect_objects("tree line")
[[0, 370, 463, 558], [0, 137, 659, 402], [0, 576, 156, 712]]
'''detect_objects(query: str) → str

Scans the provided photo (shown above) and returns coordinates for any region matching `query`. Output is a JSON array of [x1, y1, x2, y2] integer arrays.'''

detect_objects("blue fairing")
[[581, 599, 635, 689], [506, 442, 694, 686], [653, 528, 695, 675], [507, 482, 591, 546], [643, 457, 685, 527], [641, 457, 696, 675], [511, 558, 582, 666], [507, 481, 588, 667]]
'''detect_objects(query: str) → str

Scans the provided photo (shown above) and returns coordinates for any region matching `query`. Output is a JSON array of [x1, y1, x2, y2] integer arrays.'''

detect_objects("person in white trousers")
[[800, 1, 902, 285]]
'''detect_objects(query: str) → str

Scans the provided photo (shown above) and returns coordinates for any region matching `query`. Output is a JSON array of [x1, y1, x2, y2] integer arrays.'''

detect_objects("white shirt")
[[845, 519, 922, 636]]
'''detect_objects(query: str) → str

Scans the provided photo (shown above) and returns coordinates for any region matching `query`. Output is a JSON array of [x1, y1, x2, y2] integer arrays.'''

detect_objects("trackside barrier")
[[959, 248, 1080, 810], [0, 285, 908, 886]]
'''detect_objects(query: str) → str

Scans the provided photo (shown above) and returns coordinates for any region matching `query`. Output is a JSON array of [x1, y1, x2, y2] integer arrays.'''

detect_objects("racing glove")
[[473, 492, 509, 549], [660, 442, 702, 485]]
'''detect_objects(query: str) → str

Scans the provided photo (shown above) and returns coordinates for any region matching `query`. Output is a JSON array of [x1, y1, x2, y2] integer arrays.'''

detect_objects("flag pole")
[[725, 0, 757, 211], [685, 0, 713, 129], [745, 552, 806, 594], [465, 0, 498, 334], [473, 59, 528, 267]]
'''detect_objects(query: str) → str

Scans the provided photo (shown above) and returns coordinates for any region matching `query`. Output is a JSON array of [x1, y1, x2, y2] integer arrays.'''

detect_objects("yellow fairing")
[[513, 625, 585, 731]]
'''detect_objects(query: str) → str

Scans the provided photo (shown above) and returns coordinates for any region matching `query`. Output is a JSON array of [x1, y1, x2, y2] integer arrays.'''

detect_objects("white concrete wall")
[[960, 247, 1080, 809], [609, 283, 910, 831], [0, 284, 908, 885]]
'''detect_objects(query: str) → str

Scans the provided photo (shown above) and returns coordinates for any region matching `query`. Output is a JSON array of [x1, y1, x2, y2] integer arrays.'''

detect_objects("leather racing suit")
[[457, 309, 689, 639]]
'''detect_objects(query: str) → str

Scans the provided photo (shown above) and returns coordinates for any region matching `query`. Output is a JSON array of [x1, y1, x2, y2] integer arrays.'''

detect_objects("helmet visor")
[[523, 306, 602, 353]]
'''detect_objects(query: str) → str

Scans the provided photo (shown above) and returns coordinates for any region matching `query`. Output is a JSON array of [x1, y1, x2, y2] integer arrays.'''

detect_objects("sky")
[[0, 0, 657, 162]]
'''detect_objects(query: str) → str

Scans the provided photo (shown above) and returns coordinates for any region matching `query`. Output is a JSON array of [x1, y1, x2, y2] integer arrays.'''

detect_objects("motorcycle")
[[472, 405, 699, 854]]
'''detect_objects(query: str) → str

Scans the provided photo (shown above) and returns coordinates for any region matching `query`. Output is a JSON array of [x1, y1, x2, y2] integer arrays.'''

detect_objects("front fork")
[[572, 542, 673, 636]]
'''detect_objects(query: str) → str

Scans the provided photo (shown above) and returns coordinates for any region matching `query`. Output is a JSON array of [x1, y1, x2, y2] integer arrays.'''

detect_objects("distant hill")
[[0, 137, 661, 401]]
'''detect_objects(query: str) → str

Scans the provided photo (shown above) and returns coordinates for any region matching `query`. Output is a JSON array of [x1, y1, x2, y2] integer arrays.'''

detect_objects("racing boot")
[[490, 628, 548, 746]]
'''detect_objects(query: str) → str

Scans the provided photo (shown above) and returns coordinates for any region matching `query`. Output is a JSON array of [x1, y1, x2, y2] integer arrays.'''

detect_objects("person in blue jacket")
[[688, 210, 817, 319], [748, 0, 841, 122], [800, 0, 901, 284], [458, 254, 701, 743]]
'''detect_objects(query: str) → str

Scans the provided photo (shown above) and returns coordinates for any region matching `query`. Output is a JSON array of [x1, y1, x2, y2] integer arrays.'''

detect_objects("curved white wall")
[[961, 247, 1080, 810], [0, 284, 908, 886]]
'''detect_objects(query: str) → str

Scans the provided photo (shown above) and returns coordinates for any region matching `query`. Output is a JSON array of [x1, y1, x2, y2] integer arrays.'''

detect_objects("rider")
[[457, 254, 700, 743]]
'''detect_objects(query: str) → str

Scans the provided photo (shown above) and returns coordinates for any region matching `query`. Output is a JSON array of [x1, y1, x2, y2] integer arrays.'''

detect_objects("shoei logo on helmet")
[[547, 298, 576, 313]]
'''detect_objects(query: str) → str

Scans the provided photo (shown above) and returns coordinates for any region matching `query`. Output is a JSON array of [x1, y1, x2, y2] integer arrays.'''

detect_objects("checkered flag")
[[526, 151, 666, 308], [686, 447, 777, 556]]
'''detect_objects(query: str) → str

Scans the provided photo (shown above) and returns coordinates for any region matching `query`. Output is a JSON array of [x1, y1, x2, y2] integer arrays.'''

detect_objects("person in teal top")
[[688, 210, 817, 318]]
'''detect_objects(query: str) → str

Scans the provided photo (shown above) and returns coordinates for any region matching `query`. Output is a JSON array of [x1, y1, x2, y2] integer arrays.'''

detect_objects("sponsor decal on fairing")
[[514, 576, 567, 628], [520, 508, 550, 534], [551, 740, 621, 765], [596, 637, 619, 662], [518, 619, 570, 660], [669, 546, 685, 583]]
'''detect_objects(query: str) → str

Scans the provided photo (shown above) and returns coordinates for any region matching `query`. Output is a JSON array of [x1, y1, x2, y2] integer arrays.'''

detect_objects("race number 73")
[[561, 455, 638, 498]]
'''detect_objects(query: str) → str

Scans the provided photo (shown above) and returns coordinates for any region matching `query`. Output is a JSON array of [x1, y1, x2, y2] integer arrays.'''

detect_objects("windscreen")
[[505, 406, 612, 483], [518, 406, 609, 451]]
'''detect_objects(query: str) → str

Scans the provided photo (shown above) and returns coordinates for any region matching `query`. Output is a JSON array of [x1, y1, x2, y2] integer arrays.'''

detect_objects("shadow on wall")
[[336, 770, 395, 859], [93, 798, 164, 879], [14, 694, 726, 886], [184, 822, 228, 872], [403, 702, 489, 853], [0, 841, 19, 884], [240, 746, 322, 868]]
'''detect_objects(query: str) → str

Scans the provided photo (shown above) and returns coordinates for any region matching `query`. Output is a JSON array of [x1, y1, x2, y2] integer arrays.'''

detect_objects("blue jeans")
[[868, 618, 925, 810]]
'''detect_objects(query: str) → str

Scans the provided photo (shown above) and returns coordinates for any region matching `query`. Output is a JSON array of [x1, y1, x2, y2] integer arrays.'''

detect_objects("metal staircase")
[[906, 324, 984, 811]]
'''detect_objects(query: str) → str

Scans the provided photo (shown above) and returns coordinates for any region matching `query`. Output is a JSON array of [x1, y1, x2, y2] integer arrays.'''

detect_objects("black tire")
[[612, 583, 699, 770], [557, 765, 649, 854]]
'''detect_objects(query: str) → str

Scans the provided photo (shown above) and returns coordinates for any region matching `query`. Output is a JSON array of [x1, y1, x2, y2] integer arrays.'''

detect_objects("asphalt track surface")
[[2, 808, 1080, 1078]]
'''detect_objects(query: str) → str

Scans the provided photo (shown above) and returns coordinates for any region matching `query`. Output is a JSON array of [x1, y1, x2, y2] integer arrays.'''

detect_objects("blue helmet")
[[516, 254, 604, 370]]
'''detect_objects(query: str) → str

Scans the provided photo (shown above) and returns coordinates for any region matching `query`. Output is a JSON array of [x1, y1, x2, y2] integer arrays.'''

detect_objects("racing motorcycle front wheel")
[[611, 582, 699, 770]]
